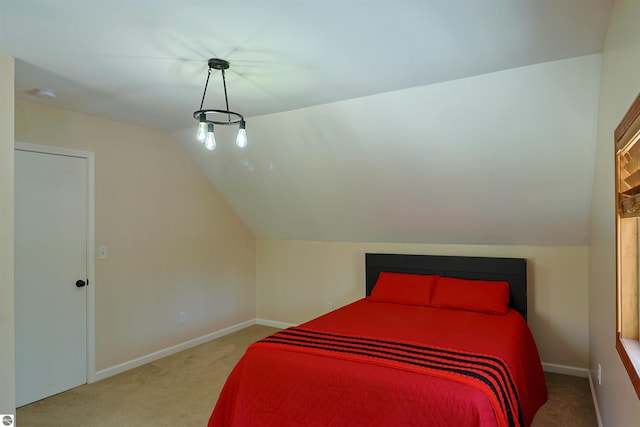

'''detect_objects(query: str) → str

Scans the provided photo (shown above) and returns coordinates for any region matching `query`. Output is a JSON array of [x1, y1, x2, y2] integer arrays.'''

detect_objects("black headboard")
[[365, 253, 528, 320]]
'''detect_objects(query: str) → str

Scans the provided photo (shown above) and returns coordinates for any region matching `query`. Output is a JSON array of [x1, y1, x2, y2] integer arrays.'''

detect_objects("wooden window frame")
[[615, 92, 640, 399]]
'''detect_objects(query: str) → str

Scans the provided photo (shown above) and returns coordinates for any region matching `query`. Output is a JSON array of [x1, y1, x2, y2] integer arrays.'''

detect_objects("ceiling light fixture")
[[193, 58, 247, 151]]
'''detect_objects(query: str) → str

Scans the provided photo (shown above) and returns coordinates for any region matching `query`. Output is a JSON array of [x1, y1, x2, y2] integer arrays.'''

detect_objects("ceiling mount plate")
[[208, 58, 230, 70]]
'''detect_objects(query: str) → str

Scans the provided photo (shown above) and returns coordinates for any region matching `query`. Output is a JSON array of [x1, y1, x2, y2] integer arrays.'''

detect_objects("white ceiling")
[[2, 0, 615, 245]]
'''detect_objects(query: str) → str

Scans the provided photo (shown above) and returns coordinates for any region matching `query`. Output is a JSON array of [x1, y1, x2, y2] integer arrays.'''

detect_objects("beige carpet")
[[17, 325, 597, 426]]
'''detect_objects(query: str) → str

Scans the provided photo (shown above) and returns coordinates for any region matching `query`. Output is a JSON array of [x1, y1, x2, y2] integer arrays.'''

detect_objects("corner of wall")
[[0, 55, 16, 413]]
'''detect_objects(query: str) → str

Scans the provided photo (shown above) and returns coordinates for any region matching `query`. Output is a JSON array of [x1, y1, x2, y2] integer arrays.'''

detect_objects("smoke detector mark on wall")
[[26, 88, 57, 99]]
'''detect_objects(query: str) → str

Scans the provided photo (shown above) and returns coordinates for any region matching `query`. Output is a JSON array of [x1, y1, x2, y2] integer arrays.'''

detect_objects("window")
[[615, 92, 640, 398]]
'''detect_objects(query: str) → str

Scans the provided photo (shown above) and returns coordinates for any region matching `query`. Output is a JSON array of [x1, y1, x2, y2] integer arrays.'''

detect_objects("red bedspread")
[[209, 300, 547, 427]]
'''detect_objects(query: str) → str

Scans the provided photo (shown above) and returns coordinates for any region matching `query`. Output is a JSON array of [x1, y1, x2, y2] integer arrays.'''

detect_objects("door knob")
[[75, 280, 86, 288]]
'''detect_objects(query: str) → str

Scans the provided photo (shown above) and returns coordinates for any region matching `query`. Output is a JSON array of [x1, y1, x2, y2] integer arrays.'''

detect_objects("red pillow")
[[368, 272, 439, 306], [430, 277, 511, 315]]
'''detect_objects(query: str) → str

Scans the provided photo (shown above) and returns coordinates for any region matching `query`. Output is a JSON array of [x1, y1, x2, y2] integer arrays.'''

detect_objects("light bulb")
[[196, 123, 207, 143], [236, 128, 247, 148], [205, 124, 216, 151], [196, 116, 207, 143]]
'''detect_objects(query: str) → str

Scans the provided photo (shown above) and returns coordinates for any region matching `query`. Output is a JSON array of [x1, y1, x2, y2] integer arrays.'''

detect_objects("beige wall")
[[15, 100, 256, 371], [257, 240, 589, 369], [0, 56, 16, 413], [589, 1, 640, 425]]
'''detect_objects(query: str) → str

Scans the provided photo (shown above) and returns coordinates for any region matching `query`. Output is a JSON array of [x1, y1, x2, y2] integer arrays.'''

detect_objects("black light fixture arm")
[[193, 59, 245, 125], [199, 67, 212, 111], [221, 69, 229, 109]]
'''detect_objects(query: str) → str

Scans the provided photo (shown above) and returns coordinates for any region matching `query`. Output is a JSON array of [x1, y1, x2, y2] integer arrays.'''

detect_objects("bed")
[[208, 253, 547, 427]]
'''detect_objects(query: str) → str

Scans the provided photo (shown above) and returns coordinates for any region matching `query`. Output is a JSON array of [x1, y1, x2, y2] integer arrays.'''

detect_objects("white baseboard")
[[587, 371, 604, 427], [92, 319, 256, 383], [255, 318, 296, 329], [542, 362, 589, 378]]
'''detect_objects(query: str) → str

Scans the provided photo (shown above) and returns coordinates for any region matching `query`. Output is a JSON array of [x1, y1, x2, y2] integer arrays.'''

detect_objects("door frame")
[[14, 141, 96, 384]]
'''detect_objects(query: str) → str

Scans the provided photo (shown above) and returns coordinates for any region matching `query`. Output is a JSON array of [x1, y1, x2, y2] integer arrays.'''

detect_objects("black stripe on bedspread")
[[257, 327, 524, 427]]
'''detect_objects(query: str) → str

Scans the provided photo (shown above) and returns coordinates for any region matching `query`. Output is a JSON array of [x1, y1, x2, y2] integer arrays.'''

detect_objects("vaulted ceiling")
[[1, 0, 615, 245]]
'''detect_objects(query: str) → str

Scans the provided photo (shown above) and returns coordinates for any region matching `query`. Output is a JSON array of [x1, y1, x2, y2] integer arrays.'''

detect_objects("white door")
[[14, 149, 88, 407]]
